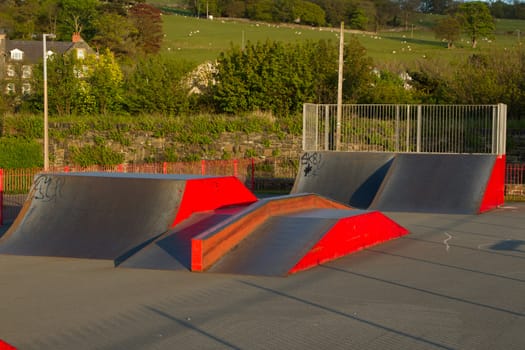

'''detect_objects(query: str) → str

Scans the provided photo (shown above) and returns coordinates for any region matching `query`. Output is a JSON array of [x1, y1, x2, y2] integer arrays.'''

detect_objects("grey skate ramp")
[[0, 173, 187, 259], [0, 173, 256, 260], [118, 208, 242, 270], [291, 151, 394, 208], [208, 209, 358, 276], [370, 153, 497, 214]]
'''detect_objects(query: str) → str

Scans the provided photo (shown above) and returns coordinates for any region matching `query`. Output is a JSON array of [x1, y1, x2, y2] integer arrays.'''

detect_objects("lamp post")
[[43, 33, 55, 171]]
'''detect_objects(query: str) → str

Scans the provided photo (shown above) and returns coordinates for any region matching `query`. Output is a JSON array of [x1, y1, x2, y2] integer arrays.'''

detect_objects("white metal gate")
[[303, 104, 507, 155]]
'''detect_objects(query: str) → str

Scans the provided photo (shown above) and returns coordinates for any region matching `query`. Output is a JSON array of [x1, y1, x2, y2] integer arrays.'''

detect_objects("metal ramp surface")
[[292, 151, 505, 214]]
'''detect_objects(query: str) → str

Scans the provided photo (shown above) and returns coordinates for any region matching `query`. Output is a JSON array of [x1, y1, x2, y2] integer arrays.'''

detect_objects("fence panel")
[[304, 103, 506, 155], [506, 163, 525, 202]]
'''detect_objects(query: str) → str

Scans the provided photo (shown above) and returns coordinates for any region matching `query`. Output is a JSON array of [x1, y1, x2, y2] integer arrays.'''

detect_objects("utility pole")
[[43, 33, 55, 171], [336, 22, 344, 151]]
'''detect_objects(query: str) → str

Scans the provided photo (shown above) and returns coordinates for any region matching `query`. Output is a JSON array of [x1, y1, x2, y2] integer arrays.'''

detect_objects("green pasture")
[[162, 13, 525, 69], [162, 16, 341, 62]]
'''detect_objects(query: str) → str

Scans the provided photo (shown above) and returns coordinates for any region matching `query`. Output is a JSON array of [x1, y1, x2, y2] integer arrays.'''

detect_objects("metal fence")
[[506, 163, 525, 202], [303, 104, 507, 155]]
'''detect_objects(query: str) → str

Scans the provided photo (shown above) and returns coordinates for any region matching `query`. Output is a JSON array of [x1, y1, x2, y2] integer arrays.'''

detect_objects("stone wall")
[[44, 126, 525, 166], [49, 130, 303, 166]]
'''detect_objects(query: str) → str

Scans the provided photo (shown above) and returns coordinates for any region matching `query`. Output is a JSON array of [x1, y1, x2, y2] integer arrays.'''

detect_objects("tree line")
[[0, 0, 163, 57], [2, 0, 522, 39], [185, 0, 525, 31]]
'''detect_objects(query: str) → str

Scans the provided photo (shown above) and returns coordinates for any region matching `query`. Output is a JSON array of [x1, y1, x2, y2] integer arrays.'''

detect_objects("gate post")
[[417, 105, 422, 153]]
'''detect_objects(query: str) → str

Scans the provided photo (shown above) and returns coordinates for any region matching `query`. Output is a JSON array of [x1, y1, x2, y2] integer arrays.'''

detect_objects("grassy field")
[[161, 12, 525, 69]]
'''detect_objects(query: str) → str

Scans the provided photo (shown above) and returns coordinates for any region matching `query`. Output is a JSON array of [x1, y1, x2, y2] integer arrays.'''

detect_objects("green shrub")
[[0, 137, 43, 168], [1, 114, 43, 139], [70, 145, 124, 166]]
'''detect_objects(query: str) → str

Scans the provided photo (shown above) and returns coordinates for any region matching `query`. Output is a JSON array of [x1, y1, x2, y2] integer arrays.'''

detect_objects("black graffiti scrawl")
[[32, 175, 64, 202], [301, 152, 323, 177]]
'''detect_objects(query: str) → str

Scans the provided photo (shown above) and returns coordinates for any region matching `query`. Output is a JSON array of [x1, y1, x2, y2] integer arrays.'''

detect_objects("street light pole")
[[43, 33, 55, 171]]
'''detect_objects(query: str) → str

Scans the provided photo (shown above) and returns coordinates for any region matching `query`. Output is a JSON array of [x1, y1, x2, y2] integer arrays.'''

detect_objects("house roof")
[[3, 36, 94, 64], [6, 40, 74, 63]]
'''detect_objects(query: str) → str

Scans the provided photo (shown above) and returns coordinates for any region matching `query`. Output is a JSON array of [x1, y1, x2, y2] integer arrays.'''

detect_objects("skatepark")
[[1, 103, 524, 349]]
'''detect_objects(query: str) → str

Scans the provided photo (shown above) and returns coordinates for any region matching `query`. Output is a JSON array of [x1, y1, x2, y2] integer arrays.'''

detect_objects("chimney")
[[72, 32, 81, 43]]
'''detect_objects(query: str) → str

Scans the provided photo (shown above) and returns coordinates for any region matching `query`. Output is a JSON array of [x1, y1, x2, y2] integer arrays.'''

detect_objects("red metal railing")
[[506, 163, 525, 202]]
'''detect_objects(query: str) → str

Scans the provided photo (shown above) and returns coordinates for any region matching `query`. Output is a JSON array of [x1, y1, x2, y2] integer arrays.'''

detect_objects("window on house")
[[10, 49, 23, 60], [6, 65, 15, 77], [22, 83, 31, 95], [6, 83, 15, 94], [73, 65, 89, 78], [77, 48, 85, 60], [22, 65, 32, 79], [73, 67, 83, 78]]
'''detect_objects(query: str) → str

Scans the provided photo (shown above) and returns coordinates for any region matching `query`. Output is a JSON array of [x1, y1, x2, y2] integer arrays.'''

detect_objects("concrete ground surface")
[[0, 203, 524, 350]]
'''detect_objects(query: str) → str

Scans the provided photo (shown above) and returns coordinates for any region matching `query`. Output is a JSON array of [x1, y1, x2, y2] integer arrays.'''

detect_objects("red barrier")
[[251, 158, 255, 191], [0, 339, 17, 349], [480, 155, 506, 213], [173, 176, 257, 228], [289, 210, 409, 274], [0, 168, 3, 226], [505, 163, 525, 201]]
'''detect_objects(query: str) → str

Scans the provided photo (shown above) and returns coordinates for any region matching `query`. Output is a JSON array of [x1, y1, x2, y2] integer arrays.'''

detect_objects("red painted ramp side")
[[479, 155, 506, 213], [289, 211, 408, 274], [207, 209, 408, 276], [0, 339, 17, 350], [173, 176, 257, 227], [191, 194, 351, 272]]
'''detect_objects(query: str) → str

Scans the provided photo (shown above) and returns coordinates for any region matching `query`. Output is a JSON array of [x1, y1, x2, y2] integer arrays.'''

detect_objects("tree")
[[212, 37, 375, 116], [349, 8, 369, 30], [342, 36, 374, 102], [310, 0, 349, 27], [434, 15, 461, 48], [396, 0, 420, 30], [420, 0, 456, 14], [222, 0, 247, 17], [128, 3, 164, 55], [456, 1, 495, 48], [39, 0, 60, 35], [91, 12, 138, 57], [84, 49, 124, 114], [122, 55, 194, 115], [57, 0, 99, 41], [359, 70, 416, 104], [292, 0, 326, 26], [45, 52, 85, 115], [246, 0, 274, 22], [450, 49, 525, 117], [213, 40, 323, 116], [372, 0, 400, 31], [0, 0, 42, 39]]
